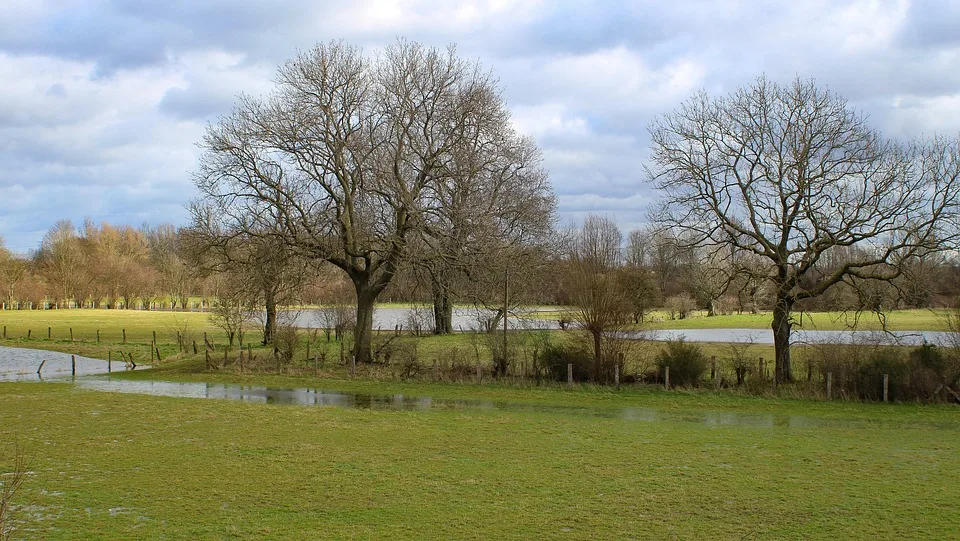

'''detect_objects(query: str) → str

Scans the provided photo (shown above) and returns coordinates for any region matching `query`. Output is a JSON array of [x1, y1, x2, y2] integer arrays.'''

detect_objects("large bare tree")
[[414, 135, 555, 333], [193, 40, 546, 363], [648, 77, 960, 383]]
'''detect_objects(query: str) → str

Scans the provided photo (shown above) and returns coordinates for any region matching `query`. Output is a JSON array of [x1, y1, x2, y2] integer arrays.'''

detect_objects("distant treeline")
[[2, 217, 958, 316]]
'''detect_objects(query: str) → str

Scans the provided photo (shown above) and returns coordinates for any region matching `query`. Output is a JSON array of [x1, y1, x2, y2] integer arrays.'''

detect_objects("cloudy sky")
[[2, 0, 960, 252]]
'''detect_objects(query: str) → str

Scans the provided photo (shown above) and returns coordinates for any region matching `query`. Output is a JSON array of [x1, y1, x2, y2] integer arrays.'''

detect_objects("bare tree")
[[414, 134, 555, 334], [567, 215, 631, 382], [0, 240, 26, 309], [193, 40, 544, 364], [649, 76, 960, 383], [35, 220, 84, 307]]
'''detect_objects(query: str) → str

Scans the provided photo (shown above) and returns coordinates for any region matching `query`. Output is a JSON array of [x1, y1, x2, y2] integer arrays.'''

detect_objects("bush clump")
[[541, 343, 593, 382], [656, 339, 707, 387]]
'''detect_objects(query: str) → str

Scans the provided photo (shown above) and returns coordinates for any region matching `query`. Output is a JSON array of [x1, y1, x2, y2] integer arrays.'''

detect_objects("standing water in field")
[[0, 346, 127, 381]]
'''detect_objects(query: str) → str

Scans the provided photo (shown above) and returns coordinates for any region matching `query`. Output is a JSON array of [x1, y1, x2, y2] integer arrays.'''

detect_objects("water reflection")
[[67, 378, 960, 431]]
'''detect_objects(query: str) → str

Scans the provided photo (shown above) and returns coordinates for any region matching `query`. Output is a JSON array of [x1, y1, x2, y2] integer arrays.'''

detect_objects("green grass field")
[[2, 380, 959, 539], [529, 307, 954, 332], [2, 309, 960, 538]]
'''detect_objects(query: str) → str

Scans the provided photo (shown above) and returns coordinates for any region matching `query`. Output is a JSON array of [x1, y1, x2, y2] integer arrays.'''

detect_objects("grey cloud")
[[3, 1, 960, 250], [158, 87, 232, 120]]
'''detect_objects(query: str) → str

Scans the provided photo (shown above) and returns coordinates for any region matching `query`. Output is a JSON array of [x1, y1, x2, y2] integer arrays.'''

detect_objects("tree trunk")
[[354, 290, 375, 364], [487, 308, 504, 334], [431, 280, 453, 334], [593, 330, 602, 383], [772, 293, 794, 384], [262, 290, 277, 346]]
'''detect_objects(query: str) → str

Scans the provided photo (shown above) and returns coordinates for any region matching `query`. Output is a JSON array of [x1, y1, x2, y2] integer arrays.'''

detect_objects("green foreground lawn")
[[2, 310, 960, 538], [1, 380, 958, 539]]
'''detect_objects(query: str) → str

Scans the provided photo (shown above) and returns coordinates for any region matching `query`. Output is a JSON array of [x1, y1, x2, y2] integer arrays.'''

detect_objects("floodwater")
[[631, 328, 958, 346], [2, 346, 956, 430], [0, 345, 131, 382], [286, 307, 956, 345], [286, 306, 561, 332], [61, 379, 960, 430]]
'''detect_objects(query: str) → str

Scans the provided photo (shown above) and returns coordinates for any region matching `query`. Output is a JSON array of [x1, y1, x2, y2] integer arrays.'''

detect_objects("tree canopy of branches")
[[566, 215, 631, 382], [193, 39, 553, 363], [411, 134, 554, 334], [648, 76, 960, 383]]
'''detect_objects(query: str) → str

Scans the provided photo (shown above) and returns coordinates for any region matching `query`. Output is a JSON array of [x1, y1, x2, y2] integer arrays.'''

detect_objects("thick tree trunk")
[[262, 290, 277, 346], [431, 280, 453, 334], [354, 289, 375, 364], [772, 294, 794, 384], [487, 308, 504, 334]]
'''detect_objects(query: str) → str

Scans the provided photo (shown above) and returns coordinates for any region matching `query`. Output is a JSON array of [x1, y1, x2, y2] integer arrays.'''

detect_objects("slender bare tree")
[[648, 76, 960, 383], [567, 215, 631, 382]]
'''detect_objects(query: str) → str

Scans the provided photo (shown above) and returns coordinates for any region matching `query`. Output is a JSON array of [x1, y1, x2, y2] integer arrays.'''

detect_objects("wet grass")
[[2, 312, 959, 538], [1, 380, 958, 539]]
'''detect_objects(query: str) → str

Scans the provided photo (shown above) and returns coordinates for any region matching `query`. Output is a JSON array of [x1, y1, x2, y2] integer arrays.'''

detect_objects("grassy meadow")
[[2, 308, 959, 538], [529, 307, 954, 332], [2, 381, 959, 539]]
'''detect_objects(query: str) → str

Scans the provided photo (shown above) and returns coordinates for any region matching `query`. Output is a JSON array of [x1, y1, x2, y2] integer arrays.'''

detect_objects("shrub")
[[656, 339, 707, 386], [272, 325, 299, 365], [541, 343, 593, 382]]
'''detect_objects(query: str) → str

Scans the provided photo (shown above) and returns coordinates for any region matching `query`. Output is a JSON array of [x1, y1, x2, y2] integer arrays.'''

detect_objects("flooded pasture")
[[0, 346, 129, 381]]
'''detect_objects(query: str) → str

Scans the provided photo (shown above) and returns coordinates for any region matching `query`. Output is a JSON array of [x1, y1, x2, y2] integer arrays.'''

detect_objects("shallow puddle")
[[69, 378, 960, 431], [0, 345, 132, 381]]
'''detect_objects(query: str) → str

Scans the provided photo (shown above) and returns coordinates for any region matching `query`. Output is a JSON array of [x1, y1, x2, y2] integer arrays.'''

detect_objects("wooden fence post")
[[883, 374, 889, 403], [665, 366, 670, 390], [69, 328, 73, 342], [153, 330, 157, 345], [48, 327, 51, 340], [37, 359, 46, 375], [27, 329, 31, 339], [71, 355, 76, 377], [711, 356, 716, 380], [826, 372, 833, 400], [205, 349, 211, 370], [155, 347, 161, 362], [122, 328, 126, 344], [107, 351, 111, 373], [3, 325, 6, 339], [758, 357, 764, 380], [97, 329, 100, 343], [567, 363, 573, 385], [615, 364, 620, 391], [193, 340, 198, 354]]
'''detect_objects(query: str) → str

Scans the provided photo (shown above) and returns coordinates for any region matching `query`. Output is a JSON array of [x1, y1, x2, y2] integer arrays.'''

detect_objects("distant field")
[[529, 308, 953, 332], [1, 379, 958, 539]]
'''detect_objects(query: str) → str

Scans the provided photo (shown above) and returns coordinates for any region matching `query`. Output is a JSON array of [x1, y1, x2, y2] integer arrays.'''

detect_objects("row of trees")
[[4, 43, 960, 381]]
